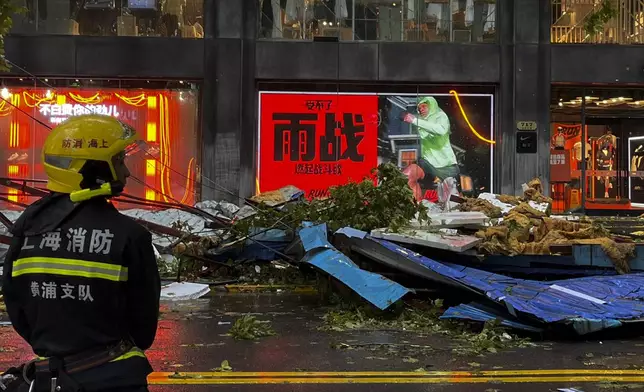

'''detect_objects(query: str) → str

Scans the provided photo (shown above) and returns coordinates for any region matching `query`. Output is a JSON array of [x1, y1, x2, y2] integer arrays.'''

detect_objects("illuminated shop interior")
[[550, 86, 644, 214], [0, 79, 200, 210], [259, 0, 497, 43], [11, 0, 204, 38]]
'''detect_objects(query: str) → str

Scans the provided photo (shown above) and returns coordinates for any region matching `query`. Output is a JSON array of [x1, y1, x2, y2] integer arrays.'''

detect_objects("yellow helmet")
[[42, 114, 139, 197]]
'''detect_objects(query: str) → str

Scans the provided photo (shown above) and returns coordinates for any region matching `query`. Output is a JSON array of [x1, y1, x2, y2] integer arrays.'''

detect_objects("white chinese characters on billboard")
[[38, 104, 120, 124]]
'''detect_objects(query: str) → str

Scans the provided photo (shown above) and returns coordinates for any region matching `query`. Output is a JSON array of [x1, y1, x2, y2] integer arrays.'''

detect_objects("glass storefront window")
[[11, 0, 204, 37], [259, 0, 497, 43], [551, 87, 585, 214], [0, 79, 200, 210], [551, 0, 644, 44], [551, 85, 644, 213]]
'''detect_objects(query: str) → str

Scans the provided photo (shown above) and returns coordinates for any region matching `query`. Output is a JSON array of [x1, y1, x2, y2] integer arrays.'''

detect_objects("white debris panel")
[[478, 193, 550, 215], [160, 282, 211, 301]]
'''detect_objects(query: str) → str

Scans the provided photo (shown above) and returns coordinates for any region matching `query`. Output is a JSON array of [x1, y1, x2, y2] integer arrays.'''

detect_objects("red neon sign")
[[0, 88, 197, 209]]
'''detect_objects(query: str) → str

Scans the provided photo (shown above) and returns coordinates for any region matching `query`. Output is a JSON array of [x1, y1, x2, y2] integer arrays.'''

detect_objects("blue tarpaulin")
[[299, 224, 410, 310], [441, 303, 544, 333], [241, 228, 291, 261], [370, 237, 644, 334]]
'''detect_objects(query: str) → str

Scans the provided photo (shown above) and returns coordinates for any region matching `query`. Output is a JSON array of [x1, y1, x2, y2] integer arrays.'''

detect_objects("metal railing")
[[551, 0, 644, 44]]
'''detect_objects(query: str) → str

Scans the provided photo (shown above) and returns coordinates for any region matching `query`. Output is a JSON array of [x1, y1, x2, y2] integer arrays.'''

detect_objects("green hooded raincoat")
[[411, 96, 457, 169]]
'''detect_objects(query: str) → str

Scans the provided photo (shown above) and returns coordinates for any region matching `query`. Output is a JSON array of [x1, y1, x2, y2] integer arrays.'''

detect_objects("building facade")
[[1, 0, 639, 213]]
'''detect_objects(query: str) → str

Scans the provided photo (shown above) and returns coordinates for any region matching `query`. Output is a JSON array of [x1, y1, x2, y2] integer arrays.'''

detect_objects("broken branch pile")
[[458, 179, 635, 273]]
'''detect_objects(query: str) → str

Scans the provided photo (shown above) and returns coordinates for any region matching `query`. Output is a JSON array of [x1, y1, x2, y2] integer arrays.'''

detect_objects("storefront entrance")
[[551, 86, 644, 215]]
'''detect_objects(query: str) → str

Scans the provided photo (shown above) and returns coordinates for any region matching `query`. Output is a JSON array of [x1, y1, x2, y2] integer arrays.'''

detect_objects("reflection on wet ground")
[[2, 293, 644, 391]]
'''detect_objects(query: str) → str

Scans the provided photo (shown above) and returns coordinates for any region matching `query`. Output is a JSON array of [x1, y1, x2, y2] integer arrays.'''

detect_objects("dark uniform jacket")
[[2, 194, 161, 391]]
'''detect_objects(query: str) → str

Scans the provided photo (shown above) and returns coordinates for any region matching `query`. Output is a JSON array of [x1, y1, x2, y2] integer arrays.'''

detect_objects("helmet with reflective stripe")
[[42, 114, 139, 196]]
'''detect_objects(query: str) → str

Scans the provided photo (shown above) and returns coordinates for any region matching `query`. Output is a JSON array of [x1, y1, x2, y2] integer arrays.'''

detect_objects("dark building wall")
[[552, 45, 644, 84], [498, 0, 552, 195], [200, 0, 257, 202], [5, 35, 204, 79], [255, 41, 500, 83]]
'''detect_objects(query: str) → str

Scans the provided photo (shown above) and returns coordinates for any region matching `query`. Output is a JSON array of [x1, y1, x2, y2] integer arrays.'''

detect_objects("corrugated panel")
[[299, 224, 410, 310]]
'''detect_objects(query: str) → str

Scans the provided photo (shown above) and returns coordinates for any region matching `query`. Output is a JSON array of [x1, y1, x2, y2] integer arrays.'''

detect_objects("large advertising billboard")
[[258, 91, 494, 201]]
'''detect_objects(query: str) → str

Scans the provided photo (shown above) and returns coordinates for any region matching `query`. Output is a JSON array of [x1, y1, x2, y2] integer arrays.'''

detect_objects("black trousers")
[[15, 382, 148, 392], [417, 158, 461, 191]]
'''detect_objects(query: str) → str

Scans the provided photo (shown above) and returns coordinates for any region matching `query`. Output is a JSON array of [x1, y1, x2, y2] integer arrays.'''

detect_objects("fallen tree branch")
[[132, 218, 201, 243], [0, 234, 11, 245], [0, 210, 13, 230], [0, 178, 49, 197]]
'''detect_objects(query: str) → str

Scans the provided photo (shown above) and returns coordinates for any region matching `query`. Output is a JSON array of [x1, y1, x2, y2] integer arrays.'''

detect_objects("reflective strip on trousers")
[[12, 257, 128, 282], [34, 347, 147, 363]]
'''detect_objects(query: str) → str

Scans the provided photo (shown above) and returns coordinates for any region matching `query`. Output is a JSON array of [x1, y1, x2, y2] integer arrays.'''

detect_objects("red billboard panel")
[[259, 93, 379, 198]]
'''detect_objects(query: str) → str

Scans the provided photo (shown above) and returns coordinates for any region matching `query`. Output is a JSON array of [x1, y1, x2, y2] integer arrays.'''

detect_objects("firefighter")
[[1, 114, 161, 392]]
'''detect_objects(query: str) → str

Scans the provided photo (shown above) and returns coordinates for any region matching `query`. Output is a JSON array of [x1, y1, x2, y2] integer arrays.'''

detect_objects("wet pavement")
[[2, 293, 644, 391]]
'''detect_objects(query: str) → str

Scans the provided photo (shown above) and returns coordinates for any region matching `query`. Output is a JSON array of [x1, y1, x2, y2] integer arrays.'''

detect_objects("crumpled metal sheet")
[[0, 211, 21, 261], [121, 208, 219, 247], [299, 224, 410, 310], [194, 200, 239, 220], [372, 237, 644, 334]]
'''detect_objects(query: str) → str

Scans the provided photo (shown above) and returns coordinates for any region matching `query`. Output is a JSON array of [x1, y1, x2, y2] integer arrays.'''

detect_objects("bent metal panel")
[[257, 91, 494, 202]]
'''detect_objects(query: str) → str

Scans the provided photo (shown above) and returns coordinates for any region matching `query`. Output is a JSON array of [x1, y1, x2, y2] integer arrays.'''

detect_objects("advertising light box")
[[0, 87, 199, 209], [258, 91, 495, 201]]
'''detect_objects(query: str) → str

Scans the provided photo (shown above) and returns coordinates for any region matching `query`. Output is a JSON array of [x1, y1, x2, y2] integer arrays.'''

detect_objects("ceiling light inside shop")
[[627, 100, 644, 107], [563, 98, 582, 107], [596, 97, 632, 106], [558, 102, 563, 107]]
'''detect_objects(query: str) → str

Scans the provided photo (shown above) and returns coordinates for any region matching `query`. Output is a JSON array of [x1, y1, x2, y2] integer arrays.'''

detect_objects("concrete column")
[[497, 0, 514, 194], [498, 0, 551, 195], [201, 0, 257, 202]]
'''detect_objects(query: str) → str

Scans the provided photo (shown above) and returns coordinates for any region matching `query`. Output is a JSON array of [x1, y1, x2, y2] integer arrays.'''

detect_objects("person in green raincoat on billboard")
[[400, 96, 461, 195]]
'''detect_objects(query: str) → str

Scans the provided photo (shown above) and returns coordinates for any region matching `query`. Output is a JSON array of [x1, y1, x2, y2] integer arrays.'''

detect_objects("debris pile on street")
[[3, 165, 644, 339], [452, 179, 635, 272]]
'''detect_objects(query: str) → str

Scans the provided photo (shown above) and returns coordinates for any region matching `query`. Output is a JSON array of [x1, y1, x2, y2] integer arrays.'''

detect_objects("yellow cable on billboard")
[[449, 90, 495, 144]]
